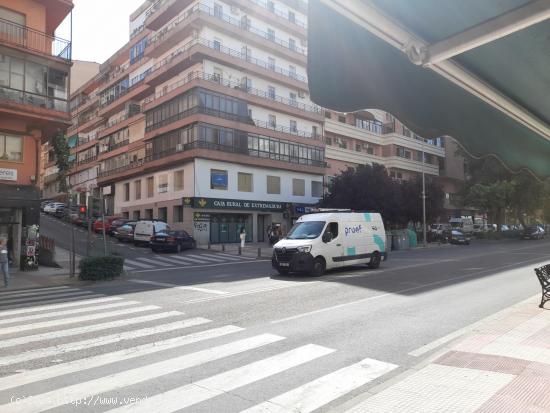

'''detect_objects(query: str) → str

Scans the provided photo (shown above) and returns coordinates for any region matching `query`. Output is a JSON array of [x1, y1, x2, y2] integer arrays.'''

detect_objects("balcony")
[[77, 155, 97, 166], [99, 139, 130, 154], [145, 71, 321, 117], [248, 0, 307, 29], [146, 3, 306, 61], [144, 0, 194, 30], [0, 18, 71, 61], [0, 85, 68, 113]]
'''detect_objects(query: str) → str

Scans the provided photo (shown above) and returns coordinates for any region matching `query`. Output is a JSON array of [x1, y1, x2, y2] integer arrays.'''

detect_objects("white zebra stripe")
[[128, 279, 227, 295], [108, 344, 335, 413], [122, 259, 154, 269], [167, 255, 206, 264], [153, 256, 190, 265], [0, 296, 120, 317], [1, 334, 284, 413], [0, 311, 182, 349], [0, 286, 74, 298], [134, 257, 172, 267], [0, 290, 95, 306], [190, 254, 226, 263]]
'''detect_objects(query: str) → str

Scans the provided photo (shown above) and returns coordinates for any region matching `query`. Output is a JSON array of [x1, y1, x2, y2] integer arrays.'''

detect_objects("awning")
[[308, 0, 550, 178], [67, 135, 79, 149]]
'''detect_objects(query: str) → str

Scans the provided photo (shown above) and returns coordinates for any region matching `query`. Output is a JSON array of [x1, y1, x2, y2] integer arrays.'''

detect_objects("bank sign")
[[189, 197, 285, 212], [0, 168, 17, 181]]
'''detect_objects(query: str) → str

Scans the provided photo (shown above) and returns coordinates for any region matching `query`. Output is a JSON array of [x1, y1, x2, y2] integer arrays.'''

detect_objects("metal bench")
[[535, 264, 550, 308]]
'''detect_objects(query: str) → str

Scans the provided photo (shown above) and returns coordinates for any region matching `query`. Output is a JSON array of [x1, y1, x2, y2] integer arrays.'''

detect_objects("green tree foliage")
[[51, 131, 70, 193], [319, 164, 445, 227]]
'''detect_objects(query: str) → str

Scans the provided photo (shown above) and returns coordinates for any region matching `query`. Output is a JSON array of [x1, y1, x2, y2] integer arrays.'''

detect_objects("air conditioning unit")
[[176, 143, 184, 152]]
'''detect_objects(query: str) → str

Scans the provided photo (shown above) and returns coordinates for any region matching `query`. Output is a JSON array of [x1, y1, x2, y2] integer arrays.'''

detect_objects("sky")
[[56, 0, 145, 64]]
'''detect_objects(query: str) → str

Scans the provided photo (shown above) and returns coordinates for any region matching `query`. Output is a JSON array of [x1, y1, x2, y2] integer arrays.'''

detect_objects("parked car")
[[40, 200, 53, 212], [150, 230, 196, 253], [44, 202, 65, 214], [52, 204, 66, 218], [450, 229, 471, 245], [108, 218, 129, 236], [133, 220, 169, 246], [114, 222, 136, 243], [93, 216, 121, 234], [522, 225, 545, 240]]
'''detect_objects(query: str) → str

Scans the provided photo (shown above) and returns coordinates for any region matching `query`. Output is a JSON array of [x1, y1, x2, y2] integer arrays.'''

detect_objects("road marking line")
[[154, 256, 191, 265], [0, 286, 72, 297], [212, 252, 256, 260], [132, 259, 271, 273], [168, 255, 207, 264], [190, 254, 226, 263], [0, 296, 116, 316], [271, 256, 550, 325], [0, 311, 182, 349], [0, 325, 243, 392], [0, 305, 160, 336], [180, 284, 300, 304], [110, 344, 335, 413], [241, 357, 398, 413], [2, 334, 285, 413], [164, 255, 200, 265], [135, 257, 172, 267], [0, 317, 211, 367], [0, 300, 141, 326], [0, 291, 96, 306], [123, 259, 154, 269], [123, 265, 135, 271], [128, 279, 227, 295]]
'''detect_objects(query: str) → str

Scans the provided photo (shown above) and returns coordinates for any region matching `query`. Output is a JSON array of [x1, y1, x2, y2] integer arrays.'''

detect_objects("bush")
[[79, 255, 124, 281]]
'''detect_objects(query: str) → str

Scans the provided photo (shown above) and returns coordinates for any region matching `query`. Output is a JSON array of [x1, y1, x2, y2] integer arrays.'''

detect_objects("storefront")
[[185, 197, 286, 244]]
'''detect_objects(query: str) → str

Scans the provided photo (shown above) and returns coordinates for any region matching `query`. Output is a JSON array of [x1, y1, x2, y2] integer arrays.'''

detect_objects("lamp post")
[[422, 138, 427, 247]]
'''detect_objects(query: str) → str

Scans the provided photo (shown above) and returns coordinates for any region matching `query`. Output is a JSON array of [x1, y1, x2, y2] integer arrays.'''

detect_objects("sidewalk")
[[338, 294, 550, 413]]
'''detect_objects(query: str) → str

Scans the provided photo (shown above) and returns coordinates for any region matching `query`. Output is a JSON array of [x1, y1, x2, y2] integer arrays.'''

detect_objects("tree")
[[463, 181, 513, 229], [319, 164, 445, 227], [51, 131, 70, 194]]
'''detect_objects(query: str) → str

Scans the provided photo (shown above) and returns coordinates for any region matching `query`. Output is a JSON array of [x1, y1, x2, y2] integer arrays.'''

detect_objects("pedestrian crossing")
[[123, 252, 256, 272], [0, 286, 398, 412]]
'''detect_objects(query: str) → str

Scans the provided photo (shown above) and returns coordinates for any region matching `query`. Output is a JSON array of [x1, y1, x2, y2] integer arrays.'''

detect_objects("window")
[[213, 38, 222, 51], [174, 170, 184, 190], [325, 111, 331, 119], [338, 115, 346, 123], [173, 205, 183, 222], [267, 176, 280, 194], [158, 207, 167, 222], [289, 65, 296, 78], [211, 169, 228, 190], [267, 0, 274, 11], [238, 172, 253, 192], [134, 180, 141, 200], [144, 209, 153, 220], [324, 222, 339, 241], [288, 11, 295, 23], [312, 126, 318, 137], [267, 28, 275, 41], [289, 92, 297, 105], [133, 210, 140, 220], [0, 134, 22, 161], [396, 146, 412, 159], [292, 178, 305, 196], [290, 120, 297, 133], [122, 211, 129, 219], [268, 114, 276, 128], [268, 57, 275, 70], [0, 6, 25, 26], [289, 38, 296, 51], [268, 86, 276, 100], [158, 174, 168, 193], [213, 3, 223, 18], [311, 181, 323, 197], [213, 67, 223, 82], [241, 45, 251, 61], [123, 183, 130, 201], [146, 176, 154, 197]]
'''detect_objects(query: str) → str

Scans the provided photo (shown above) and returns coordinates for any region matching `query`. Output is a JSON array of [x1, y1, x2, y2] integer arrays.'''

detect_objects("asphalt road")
[[2, 215, 548, 412]]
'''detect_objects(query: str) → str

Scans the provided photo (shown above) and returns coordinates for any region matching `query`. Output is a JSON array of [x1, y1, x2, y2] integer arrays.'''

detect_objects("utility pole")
[[100, 191, 107, 256], [69, 190, 76, 277], [422, 138, 427, 247], [86, 191, 91, 256]]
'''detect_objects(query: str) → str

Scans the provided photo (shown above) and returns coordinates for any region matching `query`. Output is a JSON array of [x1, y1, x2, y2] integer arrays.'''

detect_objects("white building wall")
[[194, 158, 323, 204]]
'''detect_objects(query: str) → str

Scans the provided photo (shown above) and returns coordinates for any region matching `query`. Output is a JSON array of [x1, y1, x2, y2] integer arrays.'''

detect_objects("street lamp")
[[422, 138, 427, 247]]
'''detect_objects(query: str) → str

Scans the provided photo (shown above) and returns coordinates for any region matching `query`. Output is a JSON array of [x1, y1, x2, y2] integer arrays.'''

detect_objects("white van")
[[133, 220, 169, 246], [449, 217, 474, 235], [272, 212, 387, 276]]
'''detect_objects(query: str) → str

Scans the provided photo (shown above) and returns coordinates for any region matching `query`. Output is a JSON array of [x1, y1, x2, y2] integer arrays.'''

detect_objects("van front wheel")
[[310, 258, 325, 277], [368, 252, 381, 269]]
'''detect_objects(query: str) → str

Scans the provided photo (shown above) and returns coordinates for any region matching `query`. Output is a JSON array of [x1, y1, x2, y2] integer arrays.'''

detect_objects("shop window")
[[292, 178, 305, 196], [146, 176, 154, 197], [211, 169, 228, 190], [0, 134, 22, 161], [238, 172, 253, 192], [173, 205, 183, 223], [123, 183, 130, 201], [174, 170, 184, 191], [311, 181, 323, 197], [267, 175, 280, 194], [134, 180, 141, 200]]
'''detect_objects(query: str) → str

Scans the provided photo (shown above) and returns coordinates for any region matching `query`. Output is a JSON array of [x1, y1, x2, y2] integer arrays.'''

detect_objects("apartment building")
[[0, 0, 72, 265], [67, 0, 324, 244], [324, 109, 446, 184]]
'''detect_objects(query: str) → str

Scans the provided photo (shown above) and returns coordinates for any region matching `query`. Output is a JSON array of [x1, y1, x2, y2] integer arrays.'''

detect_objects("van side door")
[[321, 222, 344, 269]]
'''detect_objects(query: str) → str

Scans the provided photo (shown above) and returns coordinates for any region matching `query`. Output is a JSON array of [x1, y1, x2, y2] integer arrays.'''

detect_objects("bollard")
[[258, 247, 261, 258], [238, 246, 242, 255], [222, 244, 225, 252]]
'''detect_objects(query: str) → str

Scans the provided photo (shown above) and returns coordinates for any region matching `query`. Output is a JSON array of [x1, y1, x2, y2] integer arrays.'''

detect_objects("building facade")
[[67, 0, 323, 243], [0, 0, 72, 265]]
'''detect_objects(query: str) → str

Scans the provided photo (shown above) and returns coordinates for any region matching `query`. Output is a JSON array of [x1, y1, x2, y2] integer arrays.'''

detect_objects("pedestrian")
[[0, 238, 9, 288], [239, 226, 246, 248]]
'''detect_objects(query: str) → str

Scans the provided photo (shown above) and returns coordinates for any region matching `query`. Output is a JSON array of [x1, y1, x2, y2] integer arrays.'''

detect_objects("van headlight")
[[296, 245, 312, 253]]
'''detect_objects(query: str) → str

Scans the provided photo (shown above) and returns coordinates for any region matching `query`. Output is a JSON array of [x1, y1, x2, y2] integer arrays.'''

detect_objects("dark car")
[[150, 230, 196, 253], [114, 222, 136, 243], [522, 225, 545, 240], [450, 229, 470, 245], [108, 218, 129, 236]]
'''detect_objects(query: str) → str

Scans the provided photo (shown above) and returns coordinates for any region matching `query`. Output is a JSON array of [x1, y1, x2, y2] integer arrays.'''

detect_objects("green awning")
[[308, 0, 550, 177], [67, 135, 78, 148]]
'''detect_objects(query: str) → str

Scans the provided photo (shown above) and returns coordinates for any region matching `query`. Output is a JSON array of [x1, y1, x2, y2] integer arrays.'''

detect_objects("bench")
[[534, 264, 550, 308]]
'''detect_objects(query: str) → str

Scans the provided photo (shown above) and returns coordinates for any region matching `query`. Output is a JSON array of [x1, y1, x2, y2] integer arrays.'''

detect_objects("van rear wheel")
[[310, 258, 325, 277], [368, 252, 381, 269]]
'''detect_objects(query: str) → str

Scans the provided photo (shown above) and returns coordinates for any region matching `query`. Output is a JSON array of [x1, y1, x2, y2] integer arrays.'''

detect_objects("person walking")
[[0, 238, 9, 288], [239, 226, 246, 248]]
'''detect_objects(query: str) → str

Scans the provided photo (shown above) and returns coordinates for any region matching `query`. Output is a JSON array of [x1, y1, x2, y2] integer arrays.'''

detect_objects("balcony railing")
[[0, 18, 71, 60], [148, 3, 306, 55], [145, 103, 321, 140], [0, 85, 68, 112], [145, 71, 320, 114], [77, 155, 97, 166], [249, 0, 307, 29], [100, 139, 130, 153]]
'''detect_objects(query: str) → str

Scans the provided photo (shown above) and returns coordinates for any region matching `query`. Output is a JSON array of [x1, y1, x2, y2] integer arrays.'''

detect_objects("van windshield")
[[286, 221, 325, 240]]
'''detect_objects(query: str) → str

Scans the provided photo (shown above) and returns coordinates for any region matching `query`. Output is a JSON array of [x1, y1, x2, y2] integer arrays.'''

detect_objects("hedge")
[[79, 256, 124, 281]]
